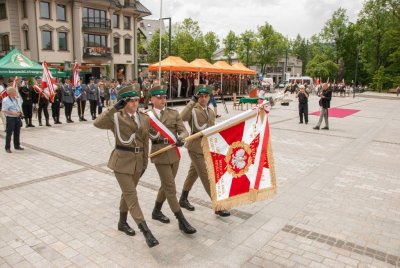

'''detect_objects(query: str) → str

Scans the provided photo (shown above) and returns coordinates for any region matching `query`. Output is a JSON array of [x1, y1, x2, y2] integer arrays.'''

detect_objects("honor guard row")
[[94, 84, 230, 248]]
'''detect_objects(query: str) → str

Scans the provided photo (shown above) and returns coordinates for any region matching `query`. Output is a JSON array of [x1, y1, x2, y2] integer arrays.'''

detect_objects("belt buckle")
[[163, 138, 169, 145], [134, 147, 140, 153]]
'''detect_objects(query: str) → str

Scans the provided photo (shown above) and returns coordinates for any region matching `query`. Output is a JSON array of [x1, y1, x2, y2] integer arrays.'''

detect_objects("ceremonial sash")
[[147, 110, 181, 158]]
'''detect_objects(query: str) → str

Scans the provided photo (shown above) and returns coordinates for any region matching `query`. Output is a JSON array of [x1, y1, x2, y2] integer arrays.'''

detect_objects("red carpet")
[[310, 107, 360, 118]]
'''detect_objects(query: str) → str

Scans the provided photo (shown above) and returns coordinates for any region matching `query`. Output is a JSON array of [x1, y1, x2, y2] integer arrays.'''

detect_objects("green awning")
[[0, 48, 58, 77]]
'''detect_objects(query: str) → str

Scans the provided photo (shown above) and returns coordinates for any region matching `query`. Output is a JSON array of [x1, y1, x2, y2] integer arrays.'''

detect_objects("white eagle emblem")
[[231, 149, 247, 169]]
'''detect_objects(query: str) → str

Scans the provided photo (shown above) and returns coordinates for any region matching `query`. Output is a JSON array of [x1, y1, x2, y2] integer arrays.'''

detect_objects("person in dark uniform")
[[61, 77, 75, 123], [296, 85, 309, 124], [148, 85, 196, 234], [33, 77, 51, 127], [179, 85, 230, 217], [76, 81, 87, 121], [19, 78, 35, 127], [93, 84, 159, 248], [87, 77, 98, 120], [51, 87, 62, 124]]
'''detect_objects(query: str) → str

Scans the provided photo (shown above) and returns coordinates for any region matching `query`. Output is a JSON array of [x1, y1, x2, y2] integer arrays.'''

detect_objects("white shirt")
[[154, 107, 165, 119]]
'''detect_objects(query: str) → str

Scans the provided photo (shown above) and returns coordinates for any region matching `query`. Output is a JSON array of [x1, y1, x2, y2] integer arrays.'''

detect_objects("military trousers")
[[182, 151, 211, 198], [154, 162, 181, 213], [114, 171, 145, 225]]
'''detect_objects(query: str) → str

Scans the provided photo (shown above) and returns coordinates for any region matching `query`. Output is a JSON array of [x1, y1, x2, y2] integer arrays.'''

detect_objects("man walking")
[[148, 85, 196, 234], [313, 83, 332, 130], [94, 84, 159, 248], [179, 85, 230, 217], [2, 87, 24, 153]]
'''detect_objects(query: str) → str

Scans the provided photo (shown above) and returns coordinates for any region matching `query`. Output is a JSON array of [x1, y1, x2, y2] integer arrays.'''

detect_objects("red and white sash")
[[147, 110, 181, 158]]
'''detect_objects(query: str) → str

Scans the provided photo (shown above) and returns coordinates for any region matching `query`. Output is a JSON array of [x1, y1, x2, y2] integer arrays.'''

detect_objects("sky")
[[143, 0, 365, 40]]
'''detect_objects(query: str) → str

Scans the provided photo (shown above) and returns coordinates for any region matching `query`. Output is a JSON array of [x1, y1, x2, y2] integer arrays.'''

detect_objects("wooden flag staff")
[[149, 132, 203, 158]]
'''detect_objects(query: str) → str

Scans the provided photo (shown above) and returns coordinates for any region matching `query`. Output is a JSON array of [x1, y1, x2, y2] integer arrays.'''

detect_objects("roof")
[[135, 1, 151, 16], [138, 19, 166, 42]]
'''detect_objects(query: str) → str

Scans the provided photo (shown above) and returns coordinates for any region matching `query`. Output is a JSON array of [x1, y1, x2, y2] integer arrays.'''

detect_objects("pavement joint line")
[[282, 225, 400, 266], [372, 139, 400, 146], [0, 167, 89, 193]]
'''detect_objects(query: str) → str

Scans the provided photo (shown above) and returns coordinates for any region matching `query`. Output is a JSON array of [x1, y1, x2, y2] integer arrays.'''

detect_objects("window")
[[56, 4, 66, 21], [124, 39, 131, 54], [58, 32, 67, 50], [0, 35, 10, 51], [82, 7, 107, 28], [113, 37, 120, 53], [112, 14, 119, 28], [83, 33, 107, 47], [24, 30, 29, 50], [124, 16, 130, 30], [40, 2, 50, 19], [22, 1, 27, 18], [42, 31, 52, 50], [0, 3, 7, 20]]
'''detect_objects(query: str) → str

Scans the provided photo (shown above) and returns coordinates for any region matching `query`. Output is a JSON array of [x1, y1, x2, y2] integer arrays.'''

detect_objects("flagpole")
[[158, 0, 163, 82]]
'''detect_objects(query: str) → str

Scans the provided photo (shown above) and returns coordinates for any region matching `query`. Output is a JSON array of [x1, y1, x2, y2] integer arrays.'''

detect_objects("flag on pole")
[[201, 104, 276, 210], [72, 62, 82, 98], [41, 61, 56, 102], [0, 87, 7, 98]]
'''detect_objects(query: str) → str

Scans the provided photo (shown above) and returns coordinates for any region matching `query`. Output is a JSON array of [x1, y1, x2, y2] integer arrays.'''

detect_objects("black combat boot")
[[53, 117, 57, 124], [38, 119, 42, 126], [179, 191, 195, 211], [45, 119, 51, 127], [69, 116, 74, 123], [215, 210, 231, 217], [28, 118, 35, 127], [174, 210, 196, 234], [138, 222, 159, 248], [25, 118, 29, 128], [117, 212, 135, 236], [57, 117, 62, 124], [152, 202, 170, 223]]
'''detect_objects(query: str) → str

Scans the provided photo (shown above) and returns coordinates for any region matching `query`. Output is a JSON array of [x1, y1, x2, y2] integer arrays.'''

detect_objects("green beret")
[[150, 85, 167, 96], [195, 84, 212, 95], [117, 84, 139, 100]]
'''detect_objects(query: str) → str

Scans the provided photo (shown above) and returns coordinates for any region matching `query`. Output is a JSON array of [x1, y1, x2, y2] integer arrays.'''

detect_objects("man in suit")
[[93, 84, 159, 248], [61, 77, 75, 123], [87, 77, 98, 120], [179, 85, 230, 217], [51, 86, 62, 124], [313, 83, 332, 130], [19, 78, 35, 127], [148, 85, 196, 234]]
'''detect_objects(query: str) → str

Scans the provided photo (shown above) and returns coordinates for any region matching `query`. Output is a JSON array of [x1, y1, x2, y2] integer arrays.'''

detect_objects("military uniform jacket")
[[20, 86, 34, 105], [61, 83, 74, 103], [87, 84, 98, 101], [142, 81, 151, 93], [77, 84, 88, 101], [150, 107, 189, 164], [180, 100, 215, 154], [53, 90, 62, 104], [94, 108, 150, 175]]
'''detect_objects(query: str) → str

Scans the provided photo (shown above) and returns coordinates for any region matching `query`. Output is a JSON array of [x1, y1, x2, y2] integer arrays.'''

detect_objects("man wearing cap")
[[19, 78, 35, 127], [61, 77, 74, 123], [51, 85, 62, 124], [179, 84, 230, 217], [93, 84, 159, 248], [33, 77, 51, 127], [76, 79, 87, 121], [147, 85, 196, 234], [87, 77, 98, 120]]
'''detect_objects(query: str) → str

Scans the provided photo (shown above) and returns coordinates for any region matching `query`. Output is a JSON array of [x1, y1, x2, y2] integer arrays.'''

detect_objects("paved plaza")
[[0, 92, 399, 267]]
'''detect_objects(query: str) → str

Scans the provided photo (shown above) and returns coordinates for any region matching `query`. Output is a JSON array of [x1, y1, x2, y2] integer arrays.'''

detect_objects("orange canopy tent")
[[232, 62, 256, 75], [213, 61, 242, 74], [148, 56, 198, 72], [190, 59, 222, 73]]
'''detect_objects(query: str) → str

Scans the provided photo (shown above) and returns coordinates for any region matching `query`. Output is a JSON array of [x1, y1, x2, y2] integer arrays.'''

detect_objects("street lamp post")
[[162, 17, 172, 57]]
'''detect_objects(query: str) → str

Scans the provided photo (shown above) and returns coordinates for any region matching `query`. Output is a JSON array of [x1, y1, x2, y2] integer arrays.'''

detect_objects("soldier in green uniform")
[[179, 85, 230, 217], [148, 86, 196, 234], [93, 84, 159, 248]]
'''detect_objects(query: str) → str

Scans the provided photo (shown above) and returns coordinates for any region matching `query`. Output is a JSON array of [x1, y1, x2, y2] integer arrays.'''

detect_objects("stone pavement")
[[0, 92, 399, 267]]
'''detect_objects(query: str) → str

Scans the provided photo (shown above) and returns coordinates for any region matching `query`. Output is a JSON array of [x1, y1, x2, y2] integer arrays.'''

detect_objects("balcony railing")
[[83, 46, 112, 59], [82, 17, 111, 32]]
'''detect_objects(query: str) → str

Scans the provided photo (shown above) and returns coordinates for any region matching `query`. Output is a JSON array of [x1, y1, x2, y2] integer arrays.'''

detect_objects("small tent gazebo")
[[0, 48, 46, 76]]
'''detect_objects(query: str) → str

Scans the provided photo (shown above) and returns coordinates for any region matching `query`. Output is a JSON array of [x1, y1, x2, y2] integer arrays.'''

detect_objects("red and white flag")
[[72, 62, 80, 89], [41, 61, 56, 102], [201, 104, 276, 210]]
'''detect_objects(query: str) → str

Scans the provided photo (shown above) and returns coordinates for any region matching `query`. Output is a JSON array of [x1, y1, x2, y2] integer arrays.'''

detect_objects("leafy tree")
[[147, 30, 169, 63], [291, 34, 310, 75], [372, 65, 388, 92], [237, 30, 256, 67], [202, 31, 219, 62], [253, 23, 285, 75], [171, 18, 204, 62], [306, 53, 338, 81], [223, 31, 238, 64]]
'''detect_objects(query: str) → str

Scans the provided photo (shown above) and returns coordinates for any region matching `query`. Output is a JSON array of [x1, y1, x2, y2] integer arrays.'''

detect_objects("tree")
[[223, 31, 238, 64], [306, 53, 338, 81], [147, 30, 169, 63], [202, 31, 219, 62], [237, 30, 256, 67], [291, 34, 310, 75], [171, 18, 204, 62], [253, 23, 285, 75], [372, 65, 388, 92]]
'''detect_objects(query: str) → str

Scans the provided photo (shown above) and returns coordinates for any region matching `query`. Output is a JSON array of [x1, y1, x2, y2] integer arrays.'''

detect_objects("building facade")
[[0, 0, 150, 81]]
